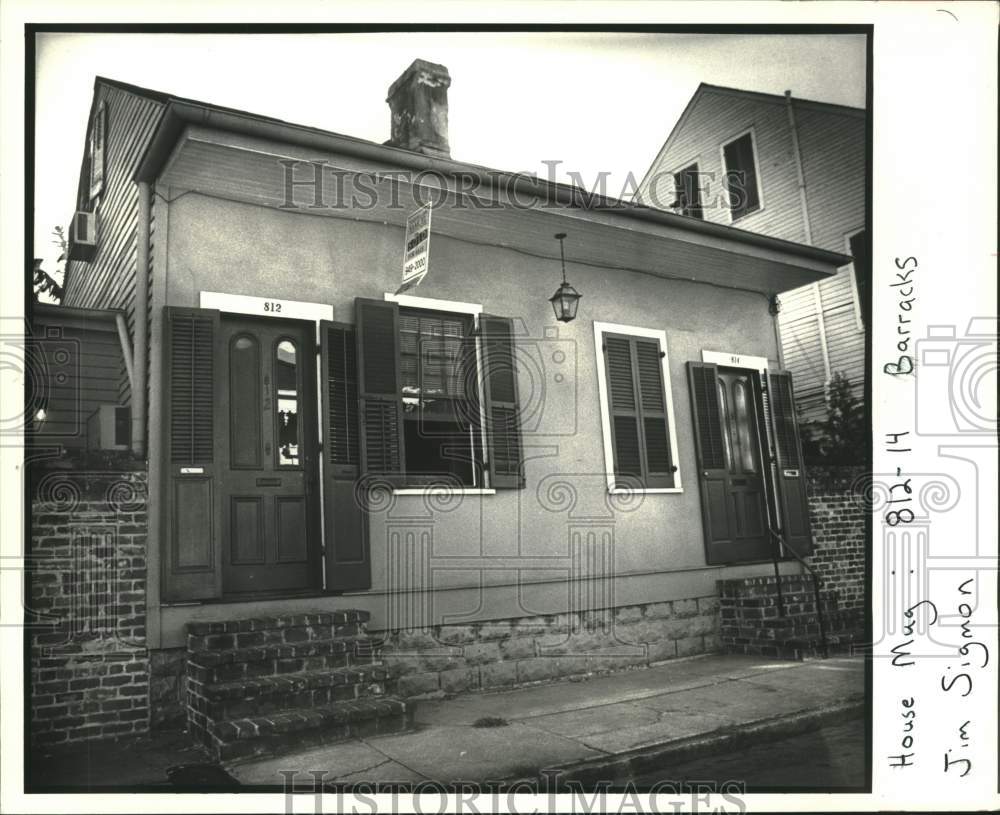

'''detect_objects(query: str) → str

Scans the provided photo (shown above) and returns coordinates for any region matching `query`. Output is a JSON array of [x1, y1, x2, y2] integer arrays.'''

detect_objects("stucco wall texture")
[[155, 190, 785, 643]]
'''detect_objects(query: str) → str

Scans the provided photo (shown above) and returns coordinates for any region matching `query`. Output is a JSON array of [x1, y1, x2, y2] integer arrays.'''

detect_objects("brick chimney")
[[386, 59, 451, 158]]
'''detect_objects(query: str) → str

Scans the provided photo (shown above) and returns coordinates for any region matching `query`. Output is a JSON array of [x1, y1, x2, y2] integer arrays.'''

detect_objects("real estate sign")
[[397, 204, 432, 294]]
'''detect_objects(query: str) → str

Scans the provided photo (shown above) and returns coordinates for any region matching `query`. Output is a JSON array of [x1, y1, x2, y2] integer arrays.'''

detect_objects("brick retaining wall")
[[29, 466, 150, 747], [805, 465, 867, 612]]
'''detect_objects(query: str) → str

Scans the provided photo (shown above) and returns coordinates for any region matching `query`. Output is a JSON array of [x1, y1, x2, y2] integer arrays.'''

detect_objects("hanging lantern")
[[549, 232, 581, 323]]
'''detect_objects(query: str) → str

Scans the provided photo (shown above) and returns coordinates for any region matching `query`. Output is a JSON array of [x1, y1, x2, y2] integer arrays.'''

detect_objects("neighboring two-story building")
[[637, 83, 867, 425], [29, 63, 857, 759]]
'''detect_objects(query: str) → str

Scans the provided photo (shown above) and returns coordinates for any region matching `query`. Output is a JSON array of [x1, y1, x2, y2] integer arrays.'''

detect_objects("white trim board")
[[593, 321, 683, 495], [384, 292, 482, 315], [199, 290, 333, 322], [701, 350, 770, 373]]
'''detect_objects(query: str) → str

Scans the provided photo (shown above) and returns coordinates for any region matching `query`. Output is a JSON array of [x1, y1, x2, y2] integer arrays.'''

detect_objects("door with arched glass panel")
[[715, 368, 770, 555], [688, 361, 773, 564], [218, 316, 321, 595]]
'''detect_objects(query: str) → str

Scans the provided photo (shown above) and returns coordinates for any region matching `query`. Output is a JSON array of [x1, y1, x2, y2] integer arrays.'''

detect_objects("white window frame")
[[383, 291, 495, 495], [593, 321, 683, 495], [844, 229, 867, 332], [700, 350, 769, 374], [719, 126, 765, 222]]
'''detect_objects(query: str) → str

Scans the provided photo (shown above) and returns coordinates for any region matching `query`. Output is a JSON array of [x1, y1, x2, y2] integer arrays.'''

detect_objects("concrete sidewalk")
[[228, 654, 865, 786]]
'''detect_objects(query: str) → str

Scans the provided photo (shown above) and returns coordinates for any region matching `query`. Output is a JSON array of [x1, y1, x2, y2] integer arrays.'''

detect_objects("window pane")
[[230, 334, 260, 468], [717, 380, 733, 470], [723, 134, 760, 219], [275, 339, 300, 467], [398, 308, 481, 483], [734, 380, 757, 473]]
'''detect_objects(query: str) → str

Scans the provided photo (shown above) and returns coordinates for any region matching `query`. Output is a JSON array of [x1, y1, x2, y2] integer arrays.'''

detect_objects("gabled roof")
[[639, 82, 865, 194], [71, 76, 852, 293]]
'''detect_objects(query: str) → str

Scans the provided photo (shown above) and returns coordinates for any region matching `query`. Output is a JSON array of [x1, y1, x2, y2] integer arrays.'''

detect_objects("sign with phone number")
[[398, 204, 432, 295]]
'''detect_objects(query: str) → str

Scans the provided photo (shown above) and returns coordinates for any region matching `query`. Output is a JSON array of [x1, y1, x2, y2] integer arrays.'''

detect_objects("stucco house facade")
[[636, 83, 868, 425], [29, 63, 860, 759]]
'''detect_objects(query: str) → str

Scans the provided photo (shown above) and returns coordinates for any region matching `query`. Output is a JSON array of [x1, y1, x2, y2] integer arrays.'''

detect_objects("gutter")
[[135, 101, 851, 270], [132, 180, 151, 458]]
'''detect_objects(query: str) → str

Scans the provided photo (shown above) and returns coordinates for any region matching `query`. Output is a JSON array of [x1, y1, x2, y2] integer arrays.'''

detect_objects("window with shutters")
[[721, 130, 762, 221], [594, 322, 682, 493], [398, 306, 485, 487]]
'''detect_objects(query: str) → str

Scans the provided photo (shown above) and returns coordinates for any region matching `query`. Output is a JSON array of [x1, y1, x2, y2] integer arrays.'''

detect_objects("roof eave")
[[136, 99, 850, 271]]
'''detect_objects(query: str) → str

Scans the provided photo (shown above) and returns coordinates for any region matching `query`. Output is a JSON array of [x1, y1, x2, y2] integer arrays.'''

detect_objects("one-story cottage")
[[30, 60, 860, 760]]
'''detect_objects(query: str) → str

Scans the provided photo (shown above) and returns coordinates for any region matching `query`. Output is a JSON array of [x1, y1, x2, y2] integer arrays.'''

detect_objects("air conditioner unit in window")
[[68, 210, 97, 262], [87, 404, 130, 451]]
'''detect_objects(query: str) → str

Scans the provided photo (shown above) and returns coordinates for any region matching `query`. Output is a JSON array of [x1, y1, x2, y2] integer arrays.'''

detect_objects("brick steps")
[[195, 665, 391, 720], [185, 610, 410, 761], [779, 627, 867, 660], [718, 575, 865, 661], [209, 698, 409, 762], [187, 636, 381, 684]]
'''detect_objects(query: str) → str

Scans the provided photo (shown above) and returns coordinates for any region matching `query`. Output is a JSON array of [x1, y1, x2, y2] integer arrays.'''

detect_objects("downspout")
[[784, 90, 812, 245], [132, 180, 151, 458], [114, 312, 134, 394]]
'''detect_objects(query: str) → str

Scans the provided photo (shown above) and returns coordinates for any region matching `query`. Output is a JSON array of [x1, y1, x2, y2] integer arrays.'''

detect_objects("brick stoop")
[[718, 576, 866, 661], [185, 611, 411, 761]]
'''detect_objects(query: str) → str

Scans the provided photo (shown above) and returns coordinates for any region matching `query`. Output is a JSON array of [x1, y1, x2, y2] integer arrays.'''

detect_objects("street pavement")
[[228, 653, 865, 788]]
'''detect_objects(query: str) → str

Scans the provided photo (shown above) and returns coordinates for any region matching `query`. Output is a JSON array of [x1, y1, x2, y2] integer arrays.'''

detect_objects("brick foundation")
[[29, 465, 150, 747], [378, 596, 721, 698]]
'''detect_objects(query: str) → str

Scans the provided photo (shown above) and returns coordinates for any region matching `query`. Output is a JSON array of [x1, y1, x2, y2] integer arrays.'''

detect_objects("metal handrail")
[[766, 527, 829, 659], [751, 372, 828, 658]]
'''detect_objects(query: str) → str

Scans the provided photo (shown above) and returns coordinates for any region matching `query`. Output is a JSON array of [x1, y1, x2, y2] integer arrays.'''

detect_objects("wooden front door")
[[689, 362, 773, 564], [219, 316, 321, 595], [715, 367, 770, 558]]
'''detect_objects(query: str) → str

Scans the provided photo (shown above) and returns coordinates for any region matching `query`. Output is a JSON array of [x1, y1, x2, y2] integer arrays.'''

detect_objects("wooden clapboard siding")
[[795, 105, 866, 254], [640, 88, 807, 244], [643, 85, 866, 418], [31, 313, 127, 448], [62, 82, 165, 410]]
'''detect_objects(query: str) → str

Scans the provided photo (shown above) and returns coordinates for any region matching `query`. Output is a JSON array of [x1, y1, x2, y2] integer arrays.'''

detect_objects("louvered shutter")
[[162, 306, 222, 601], [355, 298, 405, 483], [634, 339, 676, 488], [687, 361, 733, 564], [603, 333, 676, 489], [604, 336, 641, 484], [481, 314, 523, 489], [320, 321, 370, 591], [767, 370, 814, 555]]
